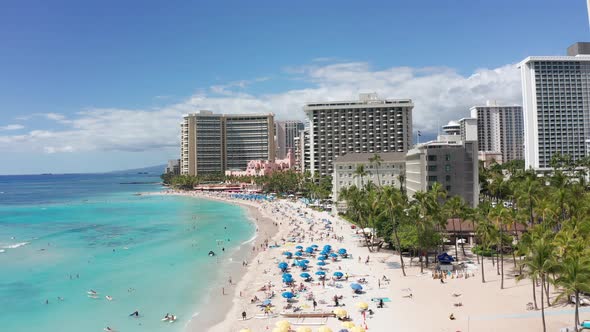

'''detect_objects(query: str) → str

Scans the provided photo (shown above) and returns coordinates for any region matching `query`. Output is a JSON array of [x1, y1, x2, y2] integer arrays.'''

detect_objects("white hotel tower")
[[519, 43, 590, 170]]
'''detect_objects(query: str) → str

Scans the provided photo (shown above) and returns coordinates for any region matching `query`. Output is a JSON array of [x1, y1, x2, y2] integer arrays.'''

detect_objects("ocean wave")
[[2, 242, 29, 249], [0, 249, 5, 253]]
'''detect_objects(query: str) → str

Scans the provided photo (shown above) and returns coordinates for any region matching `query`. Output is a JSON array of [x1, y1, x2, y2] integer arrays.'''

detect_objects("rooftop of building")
[[518, 42, 590, 67], [333, 152, 406, 164], [304, 93, 413, 109], [184, 110, 274, 118]]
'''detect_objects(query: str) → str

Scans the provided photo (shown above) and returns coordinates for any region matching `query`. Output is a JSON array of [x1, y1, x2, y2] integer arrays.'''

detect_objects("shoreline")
[[144, 190, 281, 332]]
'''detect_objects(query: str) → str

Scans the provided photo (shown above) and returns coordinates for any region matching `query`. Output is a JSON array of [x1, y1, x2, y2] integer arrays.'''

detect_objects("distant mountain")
[[107, 164, 166, 175]]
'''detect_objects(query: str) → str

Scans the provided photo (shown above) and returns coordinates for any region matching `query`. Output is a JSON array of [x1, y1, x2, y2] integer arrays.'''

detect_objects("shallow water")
[[0, 174, 254, 332]]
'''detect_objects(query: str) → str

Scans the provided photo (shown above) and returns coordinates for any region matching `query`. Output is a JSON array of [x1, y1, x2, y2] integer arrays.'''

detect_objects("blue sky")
[[0, 0, 588, 174]]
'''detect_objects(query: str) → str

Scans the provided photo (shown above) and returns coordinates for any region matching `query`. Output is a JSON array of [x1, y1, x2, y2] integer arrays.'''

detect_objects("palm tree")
[[519, 232, 555, 332], [476, 217, 497, 283], [489, 204, 511, 289], [369, 154, 384, 187], [444, 196, 466, 261], [354, 165, 368, 188], [513, 173, 541, 226], [380, 187, 409, 276], [554, 251, 590, 330]]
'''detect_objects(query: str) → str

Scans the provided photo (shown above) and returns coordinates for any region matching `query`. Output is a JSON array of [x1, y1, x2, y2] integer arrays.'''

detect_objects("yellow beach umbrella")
[[297, 327, 312, 332], [317, 326, 333, 332], [272, 327, 288, 332], [341, 321, 355, 328], [355, 301, 369, 310], [276, 320, 291, 329], [350, 327, 366, 332], [239, 329, 252, 332], [333, 308, 347, 318]]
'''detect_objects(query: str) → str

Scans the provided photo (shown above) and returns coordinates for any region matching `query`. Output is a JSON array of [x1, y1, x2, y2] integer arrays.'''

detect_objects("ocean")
[[0, 173, 255, 332]]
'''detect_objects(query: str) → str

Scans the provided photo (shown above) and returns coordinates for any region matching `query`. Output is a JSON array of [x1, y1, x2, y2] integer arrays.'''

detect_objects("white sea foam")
[[0, 249, 5, 253], [2, 242, 29, 249]]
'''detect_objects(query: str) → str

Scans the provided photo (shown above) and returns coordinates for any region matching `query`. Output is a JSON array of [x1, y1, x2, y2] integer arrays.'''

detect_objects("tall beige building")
[[180, 111, 275, 176], [304, 93, 413, 177]]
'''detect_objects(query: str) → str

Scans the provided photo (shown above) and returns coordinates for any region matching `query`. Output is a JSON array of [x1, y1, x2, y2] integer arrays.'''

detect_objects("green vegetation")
[[339, 156, 590, 332]]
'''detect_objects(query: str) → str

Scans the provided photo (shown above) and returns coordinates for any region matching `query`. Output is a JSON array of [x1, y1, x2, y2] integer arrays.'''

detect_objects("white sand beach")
[[155, 191, 588, 332]]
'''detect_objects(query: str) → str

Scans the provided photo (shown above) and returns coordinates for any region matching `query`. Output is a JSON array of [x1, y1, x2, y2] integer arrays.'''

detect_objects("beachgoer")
[[242, 311, 247, 320], [313, 299, 317, 311], [378, 298, 384, 308], [449, 313, 455, 320]]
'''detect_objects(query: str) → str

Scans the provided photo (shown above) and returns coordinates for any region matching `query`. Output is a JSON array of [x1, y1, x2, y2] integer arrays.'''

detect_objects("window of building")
[[445, 175, 451, 182], [428, 176, 437, 182], [445, 154, 451, 161], [446, 185, 451, 191], [427, 165, 437, 171], [445, 164, 451, 172], [427, 155, 437, 161]]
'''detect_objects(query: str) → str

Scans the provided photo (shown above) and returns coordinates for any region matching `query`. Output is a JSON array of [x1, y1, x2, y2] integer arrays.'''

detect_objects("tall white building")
[[469, 103, 524, 164], [519, 43, 590, 170], [304, 93, 413, 177]]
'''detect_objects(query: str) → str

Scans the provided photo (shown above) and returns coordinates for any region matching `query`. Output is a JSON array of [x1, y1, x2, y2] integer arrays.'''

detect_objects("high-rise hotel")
[[304, 93, 413, 177], [275, 120, 305, 159], [519, 43, 590, 170], [180, 111, 275, 176]]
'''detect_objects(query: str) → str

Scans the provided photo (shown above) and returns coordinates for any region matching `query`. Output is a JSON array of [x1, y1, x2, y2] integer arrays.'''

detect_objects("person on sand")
[[449, 313, 455, 320], [242, 311, 247, 320], [313, 299, 317, 311]]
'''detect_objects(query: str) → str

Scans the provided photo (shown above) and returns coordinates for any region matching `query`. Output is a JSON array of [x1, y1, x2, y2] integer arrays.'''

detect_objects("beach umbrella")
[[272, 328, 288, 332], [350, 327, 366, 332], [317, 261, 326, 266], [330, 253, 339, 258], [333, 308, 347, 318], [302, 259, 310, 264], [300, 272, 311, 279], [350, 283, 363, 291], [317, 326, 333, 332], [318, 256, 327, 261], [239, 329, 253, 332], [262, 299, 272, 306], [283, 251, 293, 257], [276, 320, 291, 329], [282, 291, 294, 299], [296, 245, 303, 250], [341, 321, 355, 328], [315, 271, 326, 276], [297, 327, 312, 332], [338, 248, 347, 255], [305, 247, 314, 253], [333, 271, 344, 278], [295, 251, 303, 257], [323, 245, 332, 250], [311, 244, 319, 248], [283, 273, 293, 279], [278, 262, 288, 270], [355, 301, 369, 310]]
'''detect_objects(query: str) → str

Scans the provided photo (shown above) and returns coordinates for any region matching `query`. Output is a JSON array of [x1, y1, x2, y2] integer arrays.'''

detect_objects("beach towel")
[[371, 297, 391, 302]]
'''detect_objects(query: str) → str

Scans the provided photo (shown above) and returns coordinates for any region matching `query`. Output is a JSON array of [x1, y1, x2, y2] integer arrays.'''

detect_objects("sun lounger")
[[280, 312, 336, 318]]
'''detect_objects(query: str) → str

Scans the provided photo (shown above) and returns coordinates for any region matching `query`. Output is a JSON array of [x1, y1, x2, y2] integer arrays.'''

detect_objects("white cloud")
[[0, 61, 521, 154], [0, 124, 24, 131]]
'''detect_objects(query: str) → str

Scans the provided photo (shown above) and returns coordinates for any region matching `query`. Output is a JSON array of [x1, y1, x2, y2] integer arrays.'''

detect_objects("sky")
[[0, 0, 589, 174]]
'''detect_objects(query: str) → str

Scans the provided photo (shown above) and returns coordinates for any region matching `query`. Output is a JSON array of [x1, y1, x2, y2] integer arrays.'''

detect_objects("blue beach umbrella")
[[350, 283, 363, 291], [318, 256, 327, 261], [317, 261, 326, 266], [302, 259, 310, 264], [295, 251, 303, 257], [282, 291, 294, 299], [262, 299, 271, 306], [305, 247, 314, 253], [295, 245, 303, 250], [333, 271, 344, 278], [283, 273, 292, 279], [283, 251, 293, 257], [283, 276, 293, 283], [330, 253, 339, 258], [315, 271, 326, 276], [311, 244, 319, 249], [338, 248, 347, 255], [300, 272, 311, 279], [278, 262, 288, 270]]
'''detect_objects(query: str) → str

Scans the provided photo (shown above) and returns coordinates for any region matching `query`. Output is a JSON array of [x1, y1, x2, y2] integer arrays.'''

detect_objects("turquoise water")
[[0, 174, 254, 332]]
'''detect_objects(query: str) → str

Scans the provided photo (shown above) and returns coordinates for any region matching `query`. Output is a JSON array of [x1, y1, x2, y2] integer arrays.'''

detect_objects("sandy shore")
[[152, 191, 589, 332]]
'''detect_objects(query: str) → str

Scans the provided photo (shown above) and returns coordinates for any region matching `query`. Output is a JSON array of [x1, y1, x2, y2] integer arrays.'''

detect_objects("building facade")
[[275, 120, 305, 159], [469, 103, 524, 164], [331, 152, 406, 201], [225, 149, 295, 177], [180, 111, 275, 176], [519, 43, 590, 170], [164, 159, 181, 175], [304, 93, 413, 177], [405, 140, 479, 207]]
